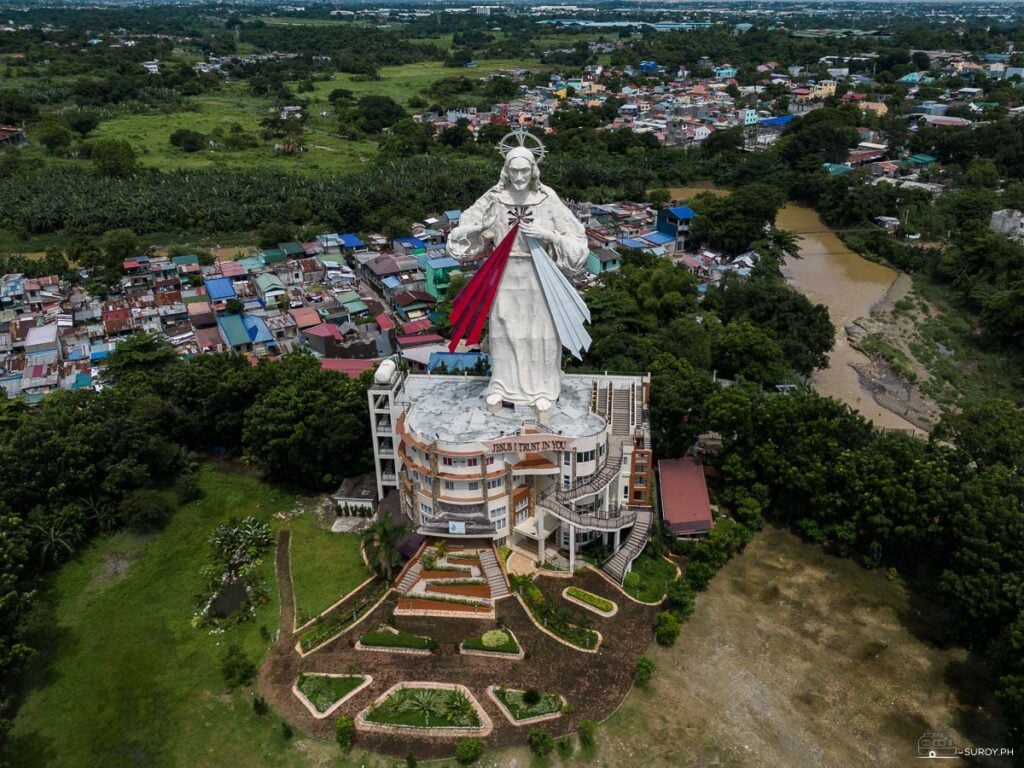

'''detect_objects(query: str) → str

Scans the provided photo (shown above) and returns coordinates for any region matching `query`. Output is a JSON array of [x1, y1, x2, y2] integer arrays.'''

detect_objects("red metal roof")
[[658, 456, 713, 535], [397, 333, 444, 347], [375, 313, 395, 331], [320, 358, 377, 378]]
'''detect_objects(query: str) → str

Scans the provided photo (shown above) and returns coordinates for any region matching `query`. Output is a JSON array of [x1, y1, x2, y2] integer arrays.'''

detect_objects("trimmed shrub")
[[523, 688, 541, 706], [579, 719, 596, 749], [528, 729, 555, 756], [654, 611, 681, 646], [455, 737, 484, 764], [481, 629, 510, 648], [635, 656, 656, 689], [666, 578, 695, 620], [335, 715, 355, 749]]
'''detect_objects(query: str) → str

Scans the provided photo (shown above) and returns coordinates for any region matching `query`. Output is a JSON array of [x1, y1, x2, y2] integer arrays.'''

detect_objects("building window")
[[490, 505, 507, 520], [622, 485, 629, 499], [467, 457, 479, 467], [467, 481, 480, 491], [493, 518, 506, 532], [563, 476, 572, 490], [515, 496, 529, 510], [443, 480, 455, 491], [516, 508, 528, 524], [562, 451, 571, 465], [488, 478, 502, 490], [419, 501, 432, 516], [486, 456, 495, 465], [442, 456, 453, 466], [577, 449, 596, 463], [636, 476, 646, 486]]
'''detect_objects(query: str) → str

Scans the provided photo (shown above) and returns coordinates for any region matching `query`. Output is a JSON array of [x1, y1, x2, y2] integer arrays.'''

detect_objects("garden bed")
[[357, 626, 434, 654], [419, 567, 473, 580], [622, 547, 679, 603], [424, 582, 491, 599], [292, 673, 372, 719], [357, 682, 493, 737], [487, 686, 565, 726], [396, 595, 494, 618], [563, 586, 618, 617], [512, 577, 601, 652], [460, 628, 523, 659], [296, 580, 389, 655]]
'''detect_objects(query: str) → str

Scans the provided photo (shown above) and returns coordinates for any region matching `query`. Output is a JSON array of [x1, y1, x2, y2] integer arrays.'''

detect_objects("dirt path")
[[275, 530, 295, 637]]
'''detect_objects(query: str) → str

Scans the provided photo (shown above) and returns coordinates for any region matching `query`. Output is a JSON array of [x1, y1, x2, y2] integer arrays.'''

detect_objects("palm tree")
[[360, 513, 410, 583]]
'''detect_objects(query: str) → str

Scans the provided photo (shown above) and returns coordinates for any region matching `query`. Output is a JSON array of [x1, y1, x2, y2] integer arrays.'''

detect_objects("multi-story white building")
[[368, 364, 654, 582]]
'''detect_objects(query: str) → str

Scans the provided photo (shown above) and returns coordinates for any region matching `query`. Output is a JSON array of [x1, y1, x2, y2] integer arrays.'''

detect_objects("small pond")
[[210, 580, 248, 618]]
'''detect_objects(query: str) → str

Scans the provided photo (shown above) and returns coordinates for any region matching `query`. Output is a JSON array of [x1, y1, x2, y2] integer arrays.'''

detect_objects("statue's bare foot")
[[486, 392, 503, 407], [535, 397, 552, 412]]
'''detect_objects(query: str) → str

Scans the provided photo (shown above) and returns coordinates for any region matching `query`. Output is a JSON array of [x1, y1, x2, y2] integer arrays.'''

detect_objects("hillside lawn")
[[4, 462, 366, 768], [288, 514, 368, 628]]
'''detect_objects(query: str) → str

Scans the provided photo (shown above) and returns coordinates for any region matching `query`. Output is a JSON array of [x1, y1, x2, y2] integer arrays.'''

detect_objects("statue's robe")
[[448, 183, 589, 406]]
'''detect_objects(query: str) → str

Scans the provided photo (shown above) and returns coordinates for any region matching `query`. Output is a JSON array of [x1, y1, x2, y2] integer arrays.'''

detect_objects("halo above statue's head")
[[498, 128, 546, 163]]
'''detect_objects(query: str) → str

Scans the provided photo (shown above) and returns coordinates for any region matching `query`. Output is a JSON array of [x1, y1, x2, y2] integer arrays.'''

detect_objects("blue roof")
[[339, 233, 363, 248], [640, 231, 674, 246], [205, 276, 236, 301], [443, 210, 462, 220], [242, 315, 273, 344], [619, 237, 652, 250], [667, 205, 697, 220], [382, 276, 402, 290], [759, 115, 795, 127], [393, 236, 427, 250], [428, 352, 486, 372], [427, 256, 459, 270]]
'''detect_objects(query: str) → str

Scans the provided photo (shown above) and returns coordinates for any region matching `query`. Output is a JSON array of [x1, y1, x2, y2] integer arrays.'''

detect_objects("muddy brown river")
[[776, 203, 919, 432]]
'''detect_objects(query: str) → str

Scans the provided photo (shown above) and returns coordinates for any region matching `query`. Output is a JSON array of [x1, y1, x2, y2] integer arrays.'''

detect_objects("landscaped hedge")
[[367, 687, 481, 728], [565, 586, 614, 613]]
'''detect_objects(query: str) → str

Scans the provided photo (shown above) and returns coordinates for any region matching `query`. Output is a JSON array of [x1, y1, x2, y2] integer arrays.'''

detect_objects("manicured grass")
[[624, 548, 677, 603], [366, 688, 480, 728], [566, 586, 615, 613], [298, 580, 389, 653], [462, 629, 520, 655], [493, 688, 563, 721], [288, 515, 369, 626], [296, 674, 365, 713], [5, 462, 318, 768], [359, 627, 433, 650]]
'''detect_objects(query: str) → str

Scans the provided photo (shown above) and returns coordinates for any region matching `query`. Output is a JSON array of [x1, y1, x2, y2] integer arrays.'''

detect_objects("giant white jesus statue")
[[447, 132, 590, 412]]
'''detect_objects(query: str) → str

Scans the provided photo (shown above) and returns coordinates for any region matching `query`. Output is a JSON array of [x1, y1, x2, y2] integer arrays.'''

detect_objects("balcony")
[[558, 437, 624, 503], [537, 488, 639, 531]]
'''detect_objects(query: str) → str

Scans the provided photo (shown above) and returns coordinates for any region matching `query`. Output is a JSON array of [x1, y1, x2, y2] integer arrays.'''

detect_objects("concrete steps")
[[602, 506, 653, 584], [479, 548, 510, 599], [396, 561, 422, 594]]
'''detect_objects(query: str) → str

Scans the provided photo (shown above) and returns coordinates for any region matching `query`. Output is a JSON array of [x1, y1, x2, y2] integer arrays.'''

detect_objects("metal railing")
[[538, 488, 639, 531]]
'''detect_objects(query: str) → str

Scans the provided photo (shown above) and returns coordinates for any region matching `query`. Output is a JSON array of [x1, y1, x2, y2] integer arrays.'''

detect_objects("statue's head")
[[500, 146, 540, 192]]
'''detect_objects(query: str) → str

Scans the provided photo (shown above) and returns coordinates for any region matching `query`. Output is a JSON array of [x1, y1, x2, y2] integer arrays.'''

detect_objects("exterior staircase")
[[479, 548, 510, 599], [611, 386, 632, 436], [602, 505, 653, 584], [559, 436, 624, 502], [395, 561, 422, 594]]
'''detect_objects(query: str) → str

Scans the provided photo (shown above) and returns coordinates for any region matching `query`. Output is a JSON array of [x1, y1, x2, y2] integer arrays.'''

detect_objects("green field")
[[288, 515, 369, 627], [4, 463, 328, 768]]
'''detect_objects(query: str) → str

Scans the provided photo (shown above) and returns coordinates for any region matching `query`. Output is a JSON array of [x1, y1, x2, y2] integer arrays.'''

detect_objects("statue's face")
[[508, 157, 533, 191]]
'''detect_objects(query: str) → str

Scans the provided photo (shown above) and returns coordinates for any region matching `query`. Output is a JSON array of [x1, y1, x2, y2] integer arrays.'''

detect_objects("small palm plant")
[[441, 690, 476, 726], [398, 689, 444, 726]]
